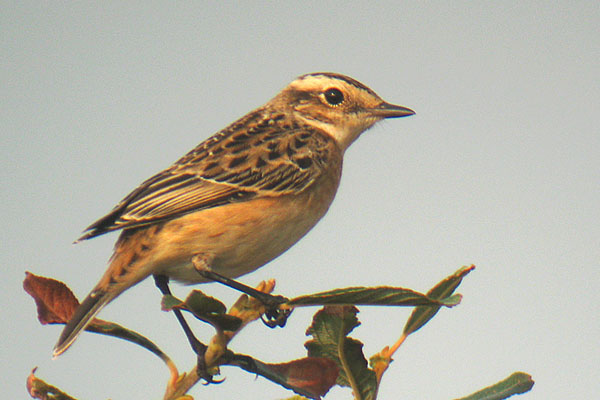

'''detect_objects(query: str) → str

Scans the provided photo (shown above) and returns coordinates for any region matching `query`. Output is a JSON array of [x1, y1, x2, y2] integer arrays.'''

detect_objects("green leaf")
[[305, 306, 377, 400], [161, 291, 242, 331], [403, 265, 474, 336], [206, 313, 243, 331], [455, 372, 534, 400], [87, 320, 177, 372], [289, 286, 459, 307], [184, 290, 227, 315], [306, 305, 360, 338], [161, 294, 184, 311]]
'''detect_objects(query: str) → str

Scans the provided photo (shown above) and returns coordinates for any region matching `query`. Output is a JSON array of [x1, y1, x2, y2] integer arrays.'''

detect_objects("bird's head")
[[273, 72, 415, 151]]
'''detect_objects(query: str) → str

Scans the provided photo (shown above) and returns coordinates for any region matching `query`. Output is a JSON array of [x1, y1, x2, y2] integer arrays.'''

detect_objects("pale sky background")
[[2, 2, 598, 399]]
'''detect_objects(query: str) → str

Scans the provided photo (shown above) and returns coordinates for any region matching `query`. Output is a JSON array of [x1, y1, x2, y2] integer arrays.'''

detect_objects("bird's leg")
[[191, 255, 292, 328], [153, 274, 218, 383]]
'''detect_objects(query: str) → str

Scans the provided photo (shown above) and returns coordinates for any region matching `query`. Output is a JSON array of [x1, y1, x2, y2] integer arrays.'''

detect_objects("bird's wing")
[[77, 114, 338, 241]]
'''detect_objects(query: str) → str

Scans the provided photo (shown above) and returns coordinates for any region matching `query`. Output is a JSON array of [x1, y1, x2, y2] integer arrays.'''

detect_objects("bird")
[[53, 72, 415, 357]]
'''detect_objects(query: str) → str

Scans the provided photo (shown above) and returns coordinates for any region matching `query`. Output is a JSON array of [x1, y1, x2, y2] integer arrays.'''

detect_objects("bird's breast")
[[148, 169, 341, 283]]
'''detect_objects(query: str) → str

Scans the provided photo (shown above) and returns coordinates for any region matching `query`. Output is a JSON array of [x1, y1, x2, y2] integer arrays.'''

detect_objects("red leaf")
[[23, 271, 80, 324], [26, 367, 38, 398], [267, 357, 339, 398]]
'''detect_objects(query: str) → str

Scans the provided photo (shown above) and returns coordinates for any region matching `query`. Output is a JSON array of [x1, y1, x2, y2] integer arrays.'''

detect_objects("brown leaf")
[[267, 357, 339, 398], [26, 367, 38, 398], [27, 367, 77, 400], [23, 271, 80, 324]]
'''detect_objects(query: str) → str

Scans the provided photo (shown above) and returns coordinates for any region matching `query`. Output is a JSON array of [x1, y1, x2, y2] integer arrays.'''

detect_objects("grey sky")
[[2, 2, 598, 399]]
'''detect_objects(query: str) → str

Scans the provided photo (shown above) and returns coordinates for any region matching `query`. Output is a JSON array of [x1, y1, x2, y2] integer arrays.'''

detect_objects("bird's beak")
[[370, 102, 415, 118]]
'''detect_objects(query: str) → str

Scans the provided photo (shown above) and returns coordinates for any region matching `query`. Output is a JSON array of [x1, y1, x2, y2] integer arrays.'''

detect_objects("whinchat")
[[54, 72, 414, 356]]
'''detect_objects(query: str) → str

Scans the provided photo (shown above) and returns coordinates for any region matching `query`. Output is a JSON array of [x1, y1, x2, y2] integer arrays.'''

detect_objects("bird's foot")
[[262, 302, 292, 328], [191, 255, 292, 328], [192, 340, 224, 384]]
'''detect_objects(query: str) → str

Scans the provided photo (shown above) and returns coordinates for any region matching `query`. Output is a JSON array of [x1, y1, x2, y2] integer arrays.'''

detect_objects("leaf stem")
[[385, 333, 407, 359], [338, 326, 362, 400]]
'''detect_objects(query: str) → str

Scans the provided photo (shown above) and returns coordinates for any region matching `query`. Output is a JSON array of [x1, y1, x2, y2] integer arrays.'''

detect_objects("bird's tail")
[[53, 289, 114, 357]]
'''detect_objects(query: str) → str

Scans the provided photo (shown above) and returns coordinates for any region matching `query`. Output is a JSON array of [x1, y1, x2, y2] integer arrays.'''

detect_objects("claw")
[[194, 342, 225, 385], [191, 259, 293, 327], [261, 306, 292, 328]]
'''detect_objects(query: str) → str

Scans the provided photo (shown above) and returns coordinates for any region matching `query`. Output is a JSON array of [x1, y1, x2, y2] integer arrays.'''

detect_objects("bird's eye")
[[324, 88, 344, 106]]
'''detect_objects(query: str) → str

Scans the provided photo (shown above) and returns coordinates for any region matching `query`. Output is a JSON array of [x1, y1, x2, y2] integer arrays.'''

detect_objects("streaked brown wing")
[[76, 173, 249, 241], [77, 111, 337, 241]]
